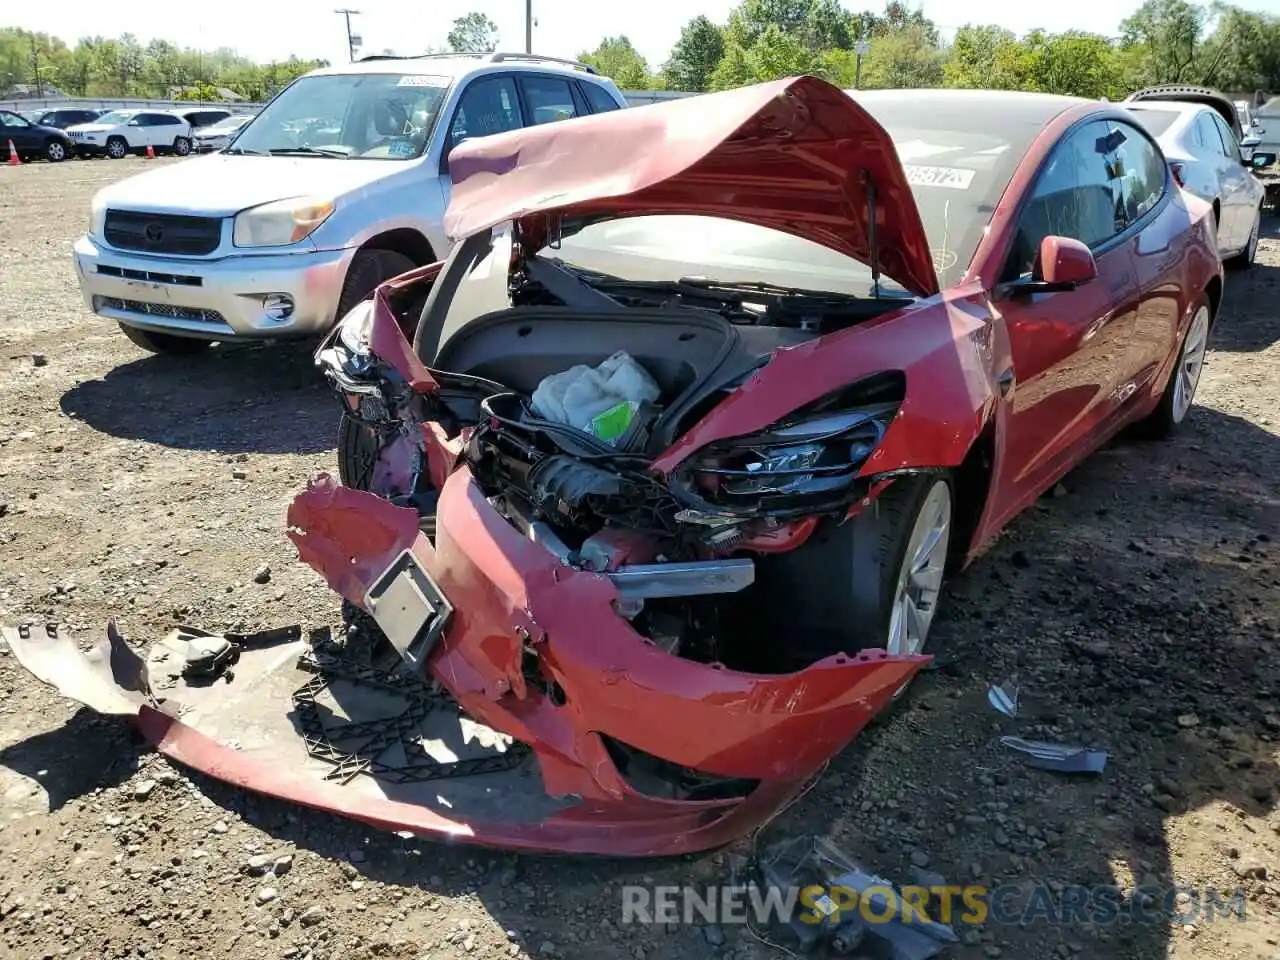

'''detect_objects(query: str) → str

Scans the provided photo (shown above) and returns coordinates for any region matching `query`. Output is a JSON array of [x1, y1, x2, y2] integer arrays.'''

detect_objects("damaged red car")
[[7, 77, 1221, 856]]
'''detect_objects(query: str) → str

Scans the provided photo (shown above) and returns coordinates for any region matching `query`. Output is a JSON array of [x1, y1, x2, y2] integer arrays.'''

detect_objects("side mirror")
[[998, 236, 1098, 298], [1251, 151, 1276, 170]]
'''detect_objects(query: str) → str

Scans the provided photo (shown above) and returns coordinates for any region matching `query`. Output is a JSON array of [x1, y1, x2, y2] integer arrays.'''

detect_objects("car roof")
[[308, 52, 607, 84], [850, 87, 1089, 128], [1125, 100, 1203, 116]]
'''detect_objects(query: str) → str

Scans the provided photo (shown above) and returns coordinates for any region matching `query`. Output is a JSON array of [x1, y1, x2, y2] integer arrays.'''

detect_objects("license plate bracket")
[[364, 549, 453, 669]]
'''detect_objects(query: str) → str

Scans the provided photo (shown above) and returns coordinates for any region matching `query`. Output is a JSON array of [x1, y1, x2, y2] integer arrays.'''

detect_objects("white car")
[[73, 52, 629, 355], [1125, 86, 1264, 268], [191, 114, 254, 153], [67, 109, 193, 160]]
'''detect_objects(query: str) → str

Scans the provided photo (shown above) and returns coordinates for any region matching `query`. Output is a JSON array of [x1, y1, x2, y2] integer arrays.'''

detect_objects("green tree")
[[579, 36, 651, 89], [707, 42, 755, 90], [1120, 0, 1207, 83], [746, 23, 817, 80], [801, 0, 855, 51], [859, 23, 943, 88], [725, 0, 811, 48], [943, 25, 1017, 88], [447, 12, 499, 54], [663, 15, 725, 91], [1025, 30, 1123, 98]]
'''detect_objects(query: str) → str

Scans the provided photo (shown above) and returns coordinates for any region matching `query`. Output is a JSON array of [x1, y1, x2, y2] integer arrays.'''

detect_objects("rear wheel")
[[1226, 207, 1260, 270], [45, 139, 67, 162], [1139, 297, 1211, 438], [105, 136, 128, 159], [117, 322, 212, 356]]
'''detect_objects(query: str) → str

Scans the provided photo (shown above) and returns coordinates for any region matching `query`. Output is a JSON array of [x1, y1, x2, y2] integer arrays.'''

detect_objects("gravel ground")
[[0, 157, 1277, 960]]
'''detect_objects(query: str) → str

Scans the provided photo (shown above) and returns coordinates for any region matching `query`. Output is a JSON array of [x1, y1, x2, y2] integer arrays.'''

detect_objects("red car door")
[[985, 119, 1147, 530]]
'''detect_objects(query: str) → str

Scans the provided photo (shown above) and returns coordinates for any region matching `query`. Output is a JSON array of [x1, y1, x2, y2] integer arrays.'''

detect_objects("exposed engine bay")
[[322, 230, 912, 673]]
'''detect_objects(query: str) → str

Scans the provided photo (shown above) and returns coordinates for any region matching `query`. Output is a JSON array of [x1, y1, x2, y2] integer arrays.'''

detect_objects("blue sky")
[[10, 0, 1280, 71]]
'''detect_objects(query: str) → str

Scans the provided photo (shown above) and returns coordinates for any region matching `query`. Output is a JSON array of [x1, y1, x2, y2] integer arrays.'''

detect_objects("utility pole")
[[30, 35, 42, 98], [335, 9, 362, 62], [525, 0, 533, 53], [853, 38, 870, 90]]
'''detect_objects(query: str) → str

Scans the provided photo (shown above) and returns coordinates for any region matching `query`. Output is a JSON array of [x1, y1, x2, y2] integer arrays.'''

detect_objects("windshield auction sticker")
[[902, 164, 976, 190]]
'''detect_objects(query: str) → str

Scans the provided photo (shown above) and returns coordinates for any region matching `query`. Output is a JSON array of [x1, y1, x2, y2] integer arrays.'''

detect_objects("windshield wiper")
[[266, 146, 350, 159], [223, 146, 266, 156], [675, 277, 861, 302]]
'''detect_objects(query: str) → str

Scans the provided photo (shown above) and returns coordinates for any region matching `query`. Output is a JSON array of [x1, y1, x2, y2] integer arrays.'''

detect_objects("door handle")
[[998, 367, 1015, 396]]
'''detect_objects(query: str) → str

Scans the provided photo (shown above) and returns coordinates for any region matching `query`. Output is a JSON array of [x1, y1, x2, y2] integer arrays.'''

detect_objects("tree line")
[[0, 30, 326, 101], [6, 0, 1280, 104], [578, 0, 1280, 99]]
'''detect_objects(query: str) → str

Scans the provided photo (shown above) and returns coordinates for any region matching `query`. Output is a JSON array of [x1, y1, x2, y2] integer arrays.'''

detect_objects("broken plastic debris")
[[1000, 736, 1108, 774], [986, 679, 1020, 717], [757, 835, 958, 958]]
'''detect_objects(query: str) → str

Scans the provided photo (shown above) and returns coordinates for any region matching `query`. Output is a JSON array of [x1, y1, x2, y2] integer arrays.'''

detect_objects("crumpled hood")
[[91, 154, 404, 217], [444, 75, 940, 298]]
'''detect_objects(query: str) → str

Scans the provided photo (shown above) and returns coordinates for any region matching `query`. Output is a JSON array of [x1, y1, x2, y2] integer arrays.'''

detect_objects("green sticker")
[[590, 401, 636, 442]]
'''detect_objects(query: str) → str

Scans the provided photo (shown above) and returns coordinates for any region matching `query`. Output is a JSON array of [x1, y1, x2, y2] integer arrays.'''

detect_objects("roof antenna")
[[862, 169, 881, 298]]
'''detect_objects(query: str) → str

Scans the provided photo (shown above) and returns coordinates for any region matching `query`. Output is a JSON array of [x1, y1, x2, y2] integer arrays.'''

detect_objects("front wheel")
[[105, 136, 128, 159], [118, 322, 212, 356], [45, 139, 67, 162], [173, 136, 191, 157], [337, 413, 379, 491]]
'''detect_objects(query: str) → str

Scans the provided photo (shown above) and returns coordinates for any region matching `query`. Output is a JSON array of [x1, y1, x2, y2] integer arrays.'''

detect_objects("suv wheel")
[[173, 136, 192, 157], [118, 322, 212, 356], [106, 136, 128, 159]]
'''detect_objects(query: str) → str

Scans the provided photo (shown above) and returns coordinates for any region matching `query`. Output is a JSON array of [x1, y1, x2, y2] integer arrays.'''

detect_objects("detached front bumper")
[[73, 234, 353, 340], [4, 469, 925, 856]]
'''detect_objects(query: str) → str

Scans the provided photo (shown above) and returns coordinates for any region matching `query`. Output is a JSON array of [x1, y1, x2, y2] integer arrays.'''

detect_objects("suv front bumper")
[[74, 233, 354, 340]]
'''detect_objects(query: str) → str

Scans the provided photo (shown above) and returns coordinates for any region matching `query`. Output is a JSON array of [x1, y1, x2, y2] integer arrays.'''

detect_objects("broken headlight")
[[336, 299, 376, 356], [679, 376, 903, 511]]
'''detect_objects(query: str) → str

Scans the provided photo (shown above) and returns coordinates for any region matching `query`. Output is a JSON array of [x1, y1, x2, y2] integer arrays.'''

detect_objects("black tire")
[[1225, 207, 1261, 270], [1137, 294, 1213, 439], [117, 322, 212, 356], [332, 248, 417, 491], [173, 136, 191, 157], [748, 473, 954, 678], [106, 136, 128, 160], [336, 248, 417, 321], [337, 412, 379, 491], [45, 139, 67, 162]]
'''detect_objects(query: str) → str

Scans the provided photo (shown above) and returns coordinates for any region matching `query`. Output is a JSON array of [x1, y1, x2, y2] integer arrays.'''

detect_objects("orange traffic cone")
[[6, 140, 19, 166], [145, 144, 156, 160]]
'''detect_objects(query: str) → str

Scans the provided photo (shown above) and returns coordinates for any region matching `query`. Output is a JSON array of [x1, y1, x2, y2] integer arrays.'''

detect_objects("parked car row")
[[19, 68, 1245, 857], [2, 106, 254, 161], [1123, 84, 1265, 267]]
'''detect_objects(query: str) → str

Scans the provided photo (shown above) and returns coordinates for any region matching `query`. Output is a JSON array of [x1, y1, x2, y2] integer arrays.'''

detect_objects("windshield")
[[231, 72, 450, 159], [1125, 107, 1179, 137], [96, 111, 135, 125]]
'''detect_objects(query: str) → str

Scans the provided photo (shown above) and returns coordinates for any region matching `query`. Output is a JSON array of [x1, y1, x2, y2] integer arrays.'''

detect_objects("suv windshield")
[[231, 72, 451, 160], [96, 111, 135, 125]]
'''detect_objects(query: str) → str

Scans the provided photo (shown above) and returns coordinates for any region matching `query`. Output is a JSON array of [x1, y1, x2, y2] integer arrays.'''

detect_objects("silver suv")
[[73, 52, 628, 355]]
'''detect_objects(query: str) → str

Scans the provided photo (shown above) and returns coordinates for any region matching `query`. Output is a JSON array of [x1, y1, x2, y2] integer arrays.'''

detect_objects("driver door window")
[[446, 76, 523, 155], [1005, 121, 1121, 279]]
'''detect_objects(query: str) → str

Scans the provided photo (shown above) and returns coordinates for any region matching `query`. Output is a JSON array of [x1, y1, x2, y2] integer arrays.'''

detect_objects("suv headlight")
[[233, 196, 334, 247], [676, 375, 904, 512]]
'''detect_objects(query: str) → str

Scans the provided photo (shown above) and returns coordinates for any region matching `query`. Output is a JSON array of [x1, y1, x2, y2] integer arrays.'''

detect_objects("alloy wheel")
[[886, 479, 952, 657], [107, 139, 126, 159], [46, 141, 66, 162], [1171, 305, 1210, 424]]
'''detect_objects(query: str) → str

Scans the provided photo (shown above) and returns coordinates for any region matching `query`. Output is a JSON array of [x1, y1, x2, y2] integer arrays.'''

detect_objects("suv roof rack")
[[485, 52, 598, 74], [354, 51, 598, 75]]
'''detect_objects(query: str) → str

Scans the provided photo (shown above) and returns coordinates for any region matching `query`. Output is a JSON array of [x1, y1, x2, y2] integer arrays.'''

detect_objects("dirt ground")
[[0, 157, 1277, 960]]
